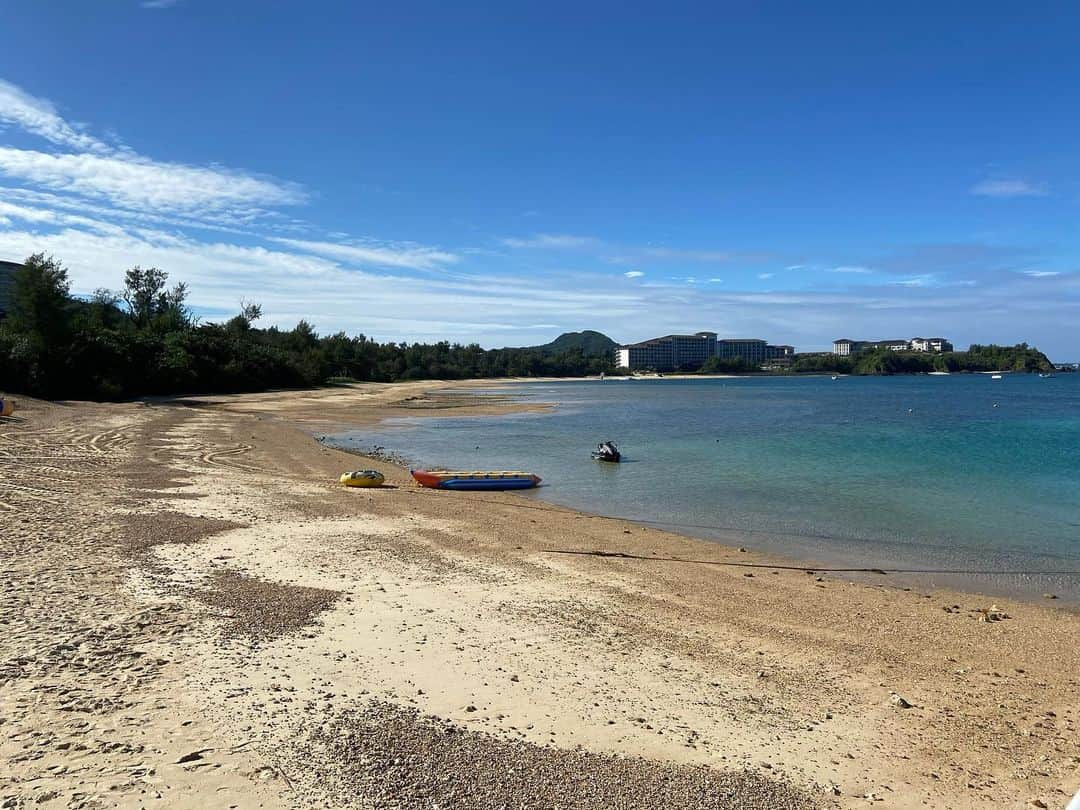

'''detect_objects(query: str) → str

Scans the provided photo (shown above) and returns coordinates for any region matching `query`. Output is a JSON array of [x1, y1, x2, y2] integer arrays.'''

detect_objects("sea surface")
[[331, 374, 1080, 602]]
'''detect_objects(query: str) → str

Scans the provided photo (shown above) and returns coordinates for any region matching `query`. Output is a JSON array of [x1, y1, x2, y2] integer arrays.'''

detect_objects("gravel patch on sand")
[[303, 701, 820, 809], [193, 570, 340, 641], [115, 510, 245, 555]]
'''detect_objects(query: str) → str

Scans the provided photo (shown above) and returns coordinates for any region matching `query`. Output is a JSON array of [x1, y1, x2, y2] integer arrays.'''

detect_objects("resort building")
[[615, 331, 717, 370], [910, 337, 954, 352], [717, 338, 768, 364], [833, 337, 953, 355], [615, 332, 795, 370]]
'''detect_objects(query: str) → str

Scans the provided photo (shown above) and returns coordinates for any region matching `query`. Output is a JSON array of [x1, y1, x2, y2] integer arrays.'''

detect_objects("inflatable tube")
[[340, 470, 385, 488]]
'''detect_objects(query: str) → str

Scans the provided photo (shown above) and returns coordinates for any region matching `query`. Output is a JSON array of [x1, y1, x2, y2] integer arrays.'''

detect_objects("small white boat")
[[991, 374, 1003, 380], [831, 375, 839, 381]]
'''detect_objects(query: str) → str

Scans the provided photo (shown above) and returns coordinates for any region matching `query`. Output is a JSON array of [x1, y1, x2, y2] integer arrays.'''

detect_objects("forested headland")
[[0, 254, 611, 400], [789, 344, 1054, 375]]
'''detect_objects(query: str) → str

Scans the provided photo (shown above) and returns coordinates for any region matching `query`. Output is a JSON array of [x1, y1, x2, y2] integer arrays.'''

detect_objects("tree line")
[[0, 254, 613, 400], [789, 344, 1054, 375], [0, 254, 1056, 401]]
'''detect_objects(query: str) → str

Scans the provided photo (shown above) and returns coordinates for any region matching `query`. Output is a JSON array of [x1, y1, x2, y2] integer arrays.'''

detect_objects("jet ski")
[[591, 441, 621, 463]]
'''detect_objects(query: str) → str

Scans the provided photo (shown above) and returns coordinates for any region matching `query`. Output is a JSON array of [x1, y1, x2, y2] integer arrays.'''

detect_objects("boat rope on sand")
[[542, 549, 1080, 577], [349, 487, 1080, 579]]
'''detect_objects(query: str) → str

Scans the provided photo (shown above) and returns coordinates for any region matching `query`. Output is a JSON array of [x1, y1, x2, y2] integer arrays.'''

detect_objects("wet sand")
[[1, 384, 1077, 809]]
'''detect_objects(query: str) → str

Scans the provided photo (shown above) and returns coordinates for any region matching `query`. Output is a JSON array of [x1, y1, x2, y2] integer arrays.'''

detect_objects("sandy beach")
[[2, 381, 1077, 809]]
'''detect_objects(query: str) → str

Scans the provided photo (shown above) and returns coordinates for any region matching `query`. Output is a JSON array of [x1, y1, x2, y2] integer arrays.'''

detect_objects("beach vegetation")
[[0, 254, 615, 399], [789, 345, 1053, 375]]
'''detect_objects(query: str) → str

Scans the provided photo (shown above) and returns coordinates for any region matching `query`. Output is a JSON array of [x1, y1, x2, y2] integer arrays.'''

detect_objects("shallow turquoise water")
[[333, 374, 1080, 601]]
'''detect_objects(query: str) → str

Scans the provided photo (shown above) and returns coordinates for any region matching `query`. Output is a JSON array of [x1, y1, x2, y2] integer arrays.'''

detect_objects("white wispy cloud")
[[827, 265, 874, 274], [141, 0, 180, 7], [271, 237, 459, 271], [503, 234, 743, 265], [0, 185, 272, 237], [1, 78, 1076, 354], [0, 147, 304, 213], [638, 247, 733, 263], [501, 233, 599, 249], [758, 272, 774, 279], [0, 225, 640, 340], [971, 179, 1048, 198], [0, 199, 128, 236], [1023, 270, 1060, 278], [891, 275, 934, 287], [0, 79, 304, 224], [0, 79, 108, 153]]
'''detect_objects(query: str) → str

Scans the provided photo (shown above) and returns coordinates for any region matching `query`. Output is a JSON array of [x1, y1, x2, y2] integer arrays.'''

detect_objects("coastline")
[[320, 378, 1080, 608], [3, 384, 1078, 808]]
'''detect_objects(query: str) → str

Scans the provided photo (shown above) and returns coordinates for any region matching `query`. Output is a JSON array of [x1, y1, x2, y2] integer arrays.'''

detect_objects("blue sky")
[[0, 2, 1078, 356]]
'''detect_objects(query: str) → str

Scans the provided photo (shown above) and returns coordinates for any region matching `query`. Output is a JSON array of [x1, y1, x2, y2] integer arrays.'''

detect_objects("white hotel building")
[[615, 332, 718, 370], [833, 337, 953, 355], [615, 332, 794, 371]]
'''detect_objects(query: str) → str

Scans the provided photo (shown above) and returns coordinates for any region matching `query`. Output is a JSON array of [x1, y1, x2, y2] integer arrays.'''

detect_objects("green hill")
[[524, 330, 616, 356]]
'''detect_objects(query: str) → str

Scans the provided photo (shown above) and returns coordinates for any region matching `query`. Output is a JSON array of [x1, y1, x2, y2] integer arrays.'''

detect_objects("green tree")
[[123, 266, 189, 329], [4, 254, 73, 395]]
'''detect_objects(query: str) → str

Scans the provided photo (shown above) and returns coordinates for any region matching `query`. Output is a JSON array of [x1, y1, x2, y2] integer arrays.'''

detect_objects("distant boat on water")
[[991, 374, 1003, 380]]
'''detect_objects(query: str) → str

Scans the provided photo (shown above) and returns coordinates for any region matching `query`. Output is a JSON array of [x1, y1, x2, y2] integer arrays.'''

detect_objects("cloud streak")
[[0, 79, 304, 224], [827, 265, 874, 274], [0, 80, 108, 153], [501, 233, 747, 265], [500, 233, 600, 249], [0, 147, 304, 213], [971, 179, 1048, 198], [271, 237, 460, 271]]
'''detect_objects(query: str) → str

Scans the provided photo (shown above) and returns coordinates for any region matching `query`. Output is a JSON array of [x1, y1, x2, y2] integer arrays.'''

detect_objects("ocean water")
[[332, 374, 1080, 602]]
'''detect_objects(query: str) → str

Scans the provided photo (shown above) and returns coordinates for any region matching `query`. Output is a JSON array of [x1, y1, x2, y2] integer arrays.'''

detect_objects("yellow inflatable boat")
[[339, 469, 385, 488]]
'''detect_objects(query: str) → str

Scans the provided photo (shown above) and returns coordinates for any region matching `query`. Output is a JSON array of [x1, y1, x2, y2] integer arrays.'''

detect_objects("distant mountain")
[[520, 330, 617, 356]]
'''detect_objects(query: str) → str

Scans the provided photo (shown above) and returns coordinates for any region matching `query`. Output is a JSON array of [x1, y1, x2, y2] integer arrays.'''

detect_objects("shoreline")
[[317, 378, 1079, 608], [328, 435, 1080, 608], [5, 386, 1078, 808]]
